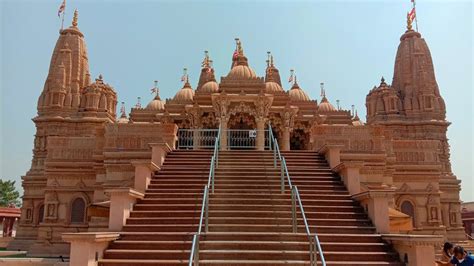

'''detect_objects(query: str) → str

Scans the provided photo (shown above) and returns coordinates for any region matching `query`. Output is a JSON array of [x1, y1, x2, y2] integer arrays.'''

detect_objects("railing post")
[[195, 236, 199, 266], [291, 187, 297, 233], [273, 141, 277, 169], [205, 188, 209, 232], [215, 138, 219, 168], [315, 235, 319, 266], [211, 159, 215, 194], [280, 158, 285, 194]]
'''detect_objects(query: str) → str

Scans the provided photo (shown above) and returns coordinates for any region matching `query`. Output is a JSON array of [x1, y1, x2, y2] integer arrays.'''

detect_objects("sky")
[[1, 0, 472, 201]]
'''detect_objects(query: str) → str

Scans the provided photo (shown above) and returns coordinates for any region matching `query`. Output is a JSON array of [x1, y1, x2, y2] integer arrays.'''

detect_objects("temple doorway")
[[290, 129, 310, 150], [227, 113, 256, 149]]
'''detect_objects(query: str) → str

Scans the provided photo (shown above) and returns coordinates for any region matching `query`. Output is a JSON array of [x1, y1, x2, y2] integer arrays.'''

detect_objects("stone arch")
[[37, 204, 45, 225], [70, 197, 86, 224], [399, 198, 416, 227], [68, 193, 90, 224], [228, 112, 256, 129]]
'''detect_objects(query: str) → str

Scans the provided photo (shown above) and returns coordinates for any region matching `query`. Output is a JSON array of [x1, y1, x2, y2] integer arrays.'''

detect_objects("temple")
[[8, 10, 468, 265]]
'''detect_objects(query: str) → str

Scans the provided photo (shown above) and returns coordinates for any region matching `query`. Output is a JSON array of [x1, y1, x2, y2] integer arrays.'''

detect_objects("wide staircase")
[[99, 147, 404, 265]]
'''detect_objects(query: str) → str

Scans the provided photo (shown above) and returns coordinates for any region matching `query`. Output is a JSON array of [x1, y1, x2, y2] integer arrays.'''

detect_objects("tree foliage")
[[0, 179, 21, 207]]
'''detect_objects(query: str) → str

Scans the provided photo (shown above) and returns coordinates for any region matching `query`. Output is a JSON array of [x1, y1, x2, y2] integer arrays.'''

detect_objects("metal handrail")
[[188, 126, 221, 266], [268, 123, 326, 266]]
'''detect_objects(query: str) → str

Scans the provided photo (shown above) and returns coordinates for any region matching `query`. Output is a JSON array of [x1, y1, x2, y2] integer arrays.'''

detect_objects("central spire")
[[231, 37, 249, 68], [226, 38, 256, 79]]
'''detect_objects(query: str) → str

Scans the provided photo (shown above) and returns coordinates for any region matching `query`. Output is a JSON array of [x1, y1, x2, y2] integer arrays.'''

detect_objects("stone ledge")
[[317, 144, 344, 155], [332, 161, 364, 173], [382, 234, 443, 246], [131, 160, 160, 171], [104, 188, 144, 199], [352, 189, 395, 201], [62, 232, 120, 243], [149, 142, 172, 152]]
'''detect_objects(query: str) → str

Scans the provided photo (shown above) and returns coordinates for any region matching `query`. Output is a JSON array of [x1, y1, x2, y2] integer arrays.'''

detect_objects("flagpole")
[[413, 0, 419, 32], [61, 11, 65, 31]]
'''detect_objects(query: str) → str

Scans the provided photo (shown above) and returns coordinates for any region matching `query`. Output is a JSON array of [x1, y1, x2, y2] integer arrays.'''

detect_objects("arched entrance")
[[290, 128, 310, 150], [228, 113, 256, 149]]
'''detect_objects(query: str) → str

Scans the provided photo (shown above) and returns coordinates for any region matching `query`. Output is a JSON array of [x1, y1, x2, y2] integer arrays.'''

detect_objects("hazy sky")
[[1, 0, 472, 201]]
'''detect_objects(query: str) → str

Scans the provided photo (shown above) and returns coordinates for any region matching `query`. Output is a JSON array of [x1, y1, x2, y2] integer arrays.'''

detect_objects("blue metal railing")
[[188, 126, 221, 265], [268, 124, 326, 266]]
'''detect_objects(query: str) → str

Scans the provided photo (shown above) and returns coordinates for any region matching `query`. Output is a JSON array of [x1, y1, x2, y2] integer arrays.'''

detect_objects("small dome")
[[117, 116, 129, 123], [318, 97, 336, 112], [288, 82, 310, 101], [265, 81, 283, 93], [146, 96, 165, 111], [227, 65, 257, 79], [200, 81, 219, 93], [173, 82, 194, 103]]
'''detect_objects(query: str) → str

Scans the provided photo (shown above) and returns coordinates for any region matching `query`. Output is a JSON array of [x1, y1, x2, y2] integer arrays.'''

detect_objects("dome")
[[117, 115, 129, 123], [227, 65, 257, 79], [146, 96, 165, 111], [288, 82, 310, 101], [318, 97, 336, 112], [200, 81, 219, 93], [173, 82, 194, 103], [265, 81, 283, 93]]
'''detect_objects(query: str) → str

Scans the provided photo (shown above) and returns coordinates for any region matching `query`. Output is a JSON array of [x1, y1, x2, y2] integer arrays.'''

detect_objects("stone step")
[[98, 259, 404, 266], [129, 210, 367, 219], [126, 217, 371, 227], [103, 249, 397, 262], [121, 224, 376, 234], [101, 149, 401, 265], [133, 204, 363, 212], [109, 240, 388, 252]]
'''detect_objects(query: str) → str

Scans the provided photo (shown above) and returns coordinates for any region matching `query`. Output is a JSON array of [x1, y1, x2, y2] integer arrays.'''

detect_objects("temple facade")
[[9, 11, 466, 256]]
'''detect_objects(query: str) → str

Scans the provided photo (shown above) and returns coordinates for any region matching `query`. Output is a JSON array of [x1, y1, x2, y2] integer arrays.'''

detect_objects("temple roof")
[[38, 9, 91, 112], [173, 80, 194, 103], [288, 78, 310, 101], [226, 38, 257, 79]]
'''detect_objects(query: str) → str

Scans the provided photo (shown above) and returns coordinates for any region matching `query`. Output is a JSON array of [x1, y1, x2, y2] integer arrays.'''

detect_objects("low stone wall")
[[0, 258, 68, 266]]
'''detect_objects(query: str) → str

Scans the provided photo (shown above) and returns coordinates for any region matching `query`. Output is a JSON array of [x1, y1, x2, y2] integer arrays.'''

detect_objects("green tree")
[[0, 179, 21, 207]]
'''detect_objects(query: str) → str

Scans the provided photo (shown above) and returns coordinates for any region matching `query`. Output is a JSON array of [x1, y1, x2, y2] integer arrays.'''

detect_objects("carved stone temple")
[[9, 10, 466, 262]]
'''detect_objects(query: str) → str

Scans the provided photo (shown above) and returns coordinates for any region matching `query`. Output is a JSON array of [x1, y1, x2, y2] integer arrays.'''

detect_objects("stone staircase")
[[99, 150, 403, 266]]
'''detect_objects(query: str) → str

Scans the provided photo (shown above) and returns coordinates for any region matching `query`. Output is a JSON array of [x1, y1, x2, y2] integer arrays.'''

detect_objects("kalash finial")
[[320, 82, 326, 98], [181, 68, 189, 84], [120, 102, 127, 118], [151, 80, 160, 98], [288, 69, 295, 85], [202, 51, 211, 68], [72, 9, 78, 27], [406, 12, 413, 31], [266, 51, 271, 67], [235, 38, 243, 55]]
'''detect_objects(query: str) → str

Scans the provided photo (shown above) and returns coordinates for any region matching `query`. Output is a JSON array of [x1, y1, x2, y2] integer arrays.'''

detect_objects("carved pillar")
[[193, 127, 201, 150], [256, 117, 266, 151], [281, 127, 291, 151], [220, 116, 229, 151]]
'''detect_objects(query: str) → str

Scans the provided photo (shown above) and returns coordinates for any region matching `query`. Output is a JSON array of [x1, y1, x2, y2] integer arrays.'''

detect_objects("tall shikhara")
[[365, 22, 463, 239], [9, 10, 118, 255]]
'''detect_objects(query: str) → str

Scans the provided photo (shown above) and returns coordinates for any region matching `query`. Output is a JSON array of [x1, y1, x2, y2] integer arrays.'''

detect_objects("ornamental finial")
[[406, 12, 413, 31], [320, 82, 326, 98], [235, 38, 243, 54], [202, 50, 211, 68], [72, 9, 78, 27]]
